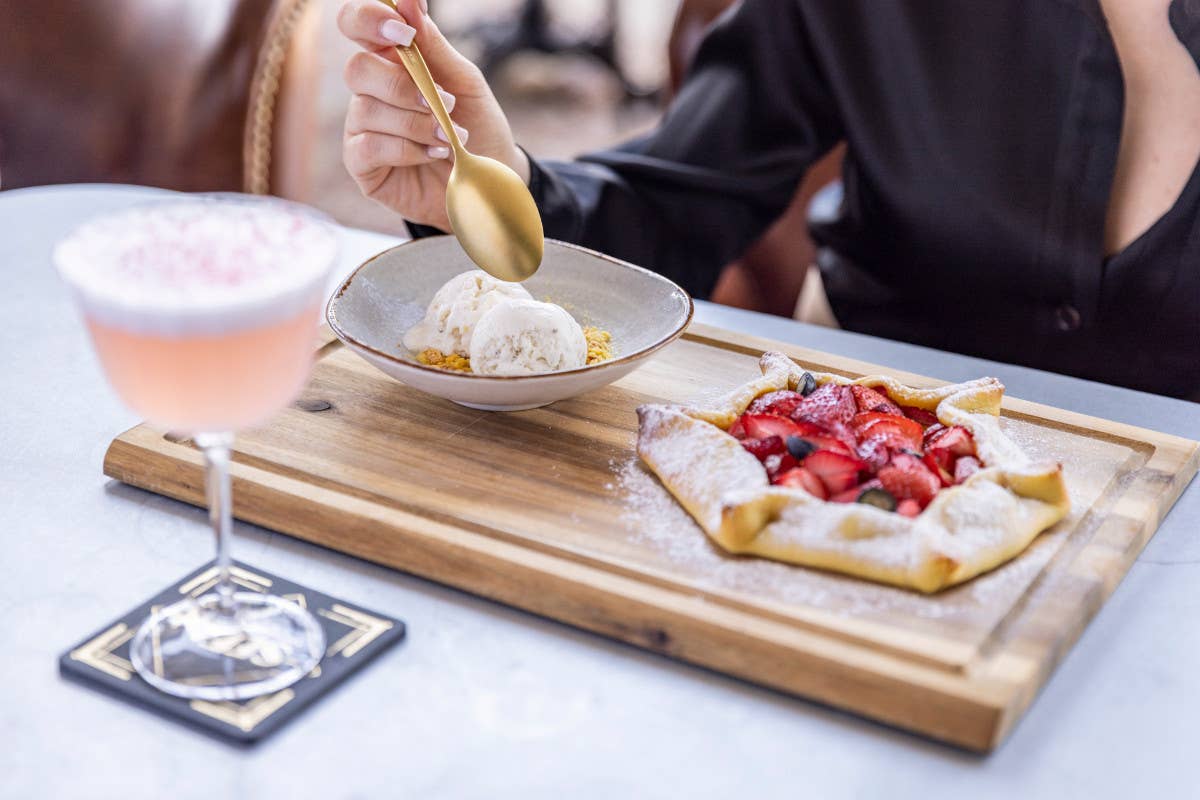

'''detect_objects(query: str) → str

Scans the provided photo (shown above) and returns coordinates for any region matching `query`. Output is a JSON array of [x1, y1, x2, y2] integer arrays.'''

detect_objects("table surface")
[[3, 184, 1197, 800]]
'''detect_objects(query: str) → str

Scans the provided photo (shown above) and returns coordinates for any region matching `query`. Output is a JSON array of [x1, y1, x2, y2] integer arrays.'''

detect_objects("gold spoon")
[[378, 0, 544, 281]]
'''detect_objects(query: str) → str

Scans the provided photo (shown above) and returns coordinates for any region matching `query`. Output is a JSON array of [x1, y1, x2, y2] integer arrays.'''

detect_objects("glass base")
[[129, 591, 326, 701]]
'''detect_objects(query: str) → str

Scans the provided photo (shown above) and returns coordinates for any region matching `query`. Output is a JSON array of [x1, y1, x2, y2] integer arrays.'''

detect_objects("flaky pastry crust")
[[636, 352, 1070, 593]]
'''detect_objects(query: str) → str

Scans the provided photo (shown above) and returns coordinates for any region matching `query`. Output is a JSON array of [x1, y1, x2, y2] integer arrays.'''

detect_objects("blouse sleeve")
[[530, 0, 843, 297]]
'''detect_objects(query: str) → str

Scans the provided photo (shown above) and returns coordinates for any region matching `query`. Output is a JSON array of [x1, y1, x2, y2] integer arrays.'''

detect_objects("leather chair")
[[668, 0, 843, 320], [0, 0, 321, 200]]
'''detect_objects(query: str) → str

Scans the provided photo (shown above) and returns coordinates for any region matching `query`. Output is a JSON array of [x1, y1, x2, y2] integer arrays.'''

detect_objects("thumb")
[[392, 1, 485, 93]]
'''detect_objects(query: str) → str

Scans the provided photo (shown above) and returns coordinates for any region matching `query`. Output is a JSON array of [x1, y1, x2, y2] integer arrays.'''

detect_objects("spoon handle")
[[396, 44, 465, 154], [375, 1, 465, 154]]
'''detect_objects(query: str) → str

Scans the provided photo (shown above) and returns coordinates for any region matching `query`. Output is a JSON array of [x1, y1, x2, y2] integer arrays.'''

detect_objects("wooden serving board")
[[104, 323, 1199, 751]]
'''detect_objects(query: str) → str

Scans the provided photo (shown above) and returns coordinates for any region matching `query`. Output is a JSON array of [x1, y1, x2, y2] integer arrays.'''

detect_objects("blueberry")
[[857, 487, 898, 512], [785, 436, 816, 460], [798, 371, 817, 396]]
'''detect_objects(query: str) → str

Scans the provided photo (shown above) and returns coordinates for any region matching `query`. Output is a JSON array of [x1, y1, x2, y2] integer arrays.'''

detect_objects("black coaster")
[[59, 561, 406, 744]]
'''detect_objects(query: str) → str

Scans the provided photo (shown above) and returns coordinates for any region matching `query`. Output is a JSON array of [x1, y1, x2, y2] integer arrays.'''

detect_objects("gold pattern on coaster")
[[69, 623, 135, 681], [179, 566, 273, 597], [190, 690, 296, 733], [62, 562, 405, 742], [319, 604, 395, 658]]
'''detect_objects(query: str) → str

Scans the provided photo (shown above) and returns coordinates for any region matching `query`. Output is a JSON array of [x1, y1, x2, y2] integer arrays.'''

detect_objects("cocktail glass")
[[55, 194, 337, 700]]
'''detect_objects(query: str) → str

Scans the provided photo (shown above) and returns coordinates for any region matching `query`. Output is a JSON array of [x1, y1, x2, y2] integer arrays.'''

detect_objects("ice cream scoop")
[[469, 298, 587, 376], [403, 270, 531, 356]]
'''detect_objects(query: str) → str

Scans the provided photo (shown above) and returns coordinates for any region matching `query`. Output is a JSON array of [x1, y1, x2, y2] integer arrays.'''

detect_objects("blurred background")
[[0, 0, 840, 317], [0, 0, 676, 231]]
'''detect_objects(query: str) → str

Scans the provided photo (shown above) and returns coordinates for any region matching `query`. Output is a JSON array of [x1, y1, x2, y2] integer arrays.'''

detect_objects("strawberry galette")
[[636, 352, 1070, 592]]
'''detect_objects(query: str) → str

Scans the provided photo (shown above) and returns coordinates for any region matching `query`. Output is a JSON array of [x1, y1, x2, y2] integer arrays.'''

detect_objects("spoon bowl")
[[446, 150, 544, 282]]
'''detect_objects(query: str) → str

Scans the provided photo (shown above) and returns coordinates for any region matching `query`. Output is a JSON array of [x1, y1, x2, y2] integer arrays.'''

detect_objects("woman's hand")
[[338, 0, 529, 230]]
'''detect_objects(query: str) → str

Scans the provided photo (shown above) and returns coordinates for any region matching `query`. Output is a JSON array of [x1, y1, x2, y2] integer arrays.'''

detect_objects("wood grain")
[[103, 323, 1199, 751]]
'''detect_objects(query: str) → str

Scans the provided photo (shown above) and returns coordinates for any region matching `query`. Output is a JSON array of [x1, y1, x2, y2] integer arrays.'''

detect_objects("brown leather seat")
[[668, 0, 843, 318], [0, 0, 320, 200]]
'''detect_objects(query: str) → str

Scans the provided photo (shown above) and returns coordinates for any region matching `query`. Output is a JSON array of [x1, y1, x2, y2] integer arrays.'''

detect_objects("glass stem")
[[196, 432, 236, 610]]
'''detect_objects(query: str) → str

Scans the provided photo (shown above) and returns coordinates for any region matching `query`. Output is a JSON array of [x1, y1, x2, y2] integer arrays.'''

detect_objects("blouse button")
[[1055, 304, 1082, 332]]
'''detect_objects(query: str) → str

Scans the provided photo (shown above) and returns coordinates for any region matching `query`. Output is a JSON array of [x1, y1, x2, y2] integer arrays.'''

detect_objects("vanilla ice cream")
[[403, 270, 532, 356], [469, 298, 588, 376]]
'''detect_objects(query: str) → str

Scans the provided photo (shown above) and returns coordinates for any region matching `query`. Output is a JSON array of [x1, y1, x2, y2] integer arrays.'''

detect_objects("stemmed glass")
[[55, 194, 337, 700]]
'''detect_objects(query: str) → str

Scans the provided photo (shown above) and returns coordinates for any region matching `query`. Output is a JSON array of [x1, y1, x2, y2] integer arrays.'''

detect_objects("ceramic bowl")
[[326, 237, 693, 411]]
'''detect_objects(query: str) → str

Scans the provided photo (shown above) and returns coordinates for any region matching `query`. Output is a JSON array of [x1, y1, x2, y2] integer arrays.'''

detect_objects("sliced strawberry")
[[741, 435, 785, 461], [803, 450, 867, 494], [747, 390, 807, 418], [740, 414, 808, 441], [922, 451, 954, 486], [922, 423, 946, 444], [896, 499, 922, 517], [954, 455, 982, 483], [851, 411, 924, 439], [855, 436, 893, 472], [823, 424, 862, 452], [789, 419, 834, 439], [775, 467, 828, 500], [926, 426, 976, 471], [792, 406, 859, 450], [850, 385, 903, 415], [926, 425, 976, 455], [857, 420, 916, 453], [878, 452, 941, 507], [850, 412, 925, 452], [830, 486, 863, 503], [792, 383, 857, 433], [763, 452, 798, 480], [728, 416, 748, 440], [900, 405, 939, 428], [799, 434, 856, 458]]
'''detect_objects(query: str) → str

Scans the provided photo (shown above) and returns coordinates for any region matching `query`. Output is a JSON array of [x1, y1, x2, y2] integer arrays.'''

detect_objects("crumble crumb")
[[416, 348, 471, 371], [410, 327, 614, 373]]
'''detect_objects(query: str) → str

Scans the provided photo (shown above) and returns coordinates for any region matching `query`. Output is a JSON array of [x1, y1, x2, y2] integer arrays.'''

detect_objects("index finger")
[[337, 0, 417, 51]]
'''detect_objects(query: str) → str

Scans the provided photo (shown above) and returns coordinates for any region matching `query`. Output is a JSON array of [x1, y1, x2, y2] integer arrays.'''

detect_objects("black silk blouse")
[[515, 0, 1200, 398]]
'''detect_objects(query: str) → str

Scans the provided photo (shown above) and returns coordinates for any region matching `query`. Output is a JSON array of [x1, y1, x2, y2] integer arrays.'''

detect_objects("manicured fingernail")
[[417, 89, 455, 112], [435, 124, 468, 144], [426, 145, 450, 160], [381, 19, 416, 46], [419, 0, 429, 13]]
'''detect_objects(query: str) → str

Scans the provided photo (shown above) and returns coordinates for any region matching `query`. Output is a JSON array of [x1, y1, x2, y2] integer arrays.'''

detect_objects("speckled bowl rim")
[[326, 237, 695, 382]]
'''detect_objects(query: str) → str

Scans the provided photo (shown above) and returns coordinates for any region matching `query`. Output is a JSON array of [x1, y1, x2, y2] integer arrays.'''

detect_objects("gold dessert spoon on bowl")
[[378, 0, 544, 281]]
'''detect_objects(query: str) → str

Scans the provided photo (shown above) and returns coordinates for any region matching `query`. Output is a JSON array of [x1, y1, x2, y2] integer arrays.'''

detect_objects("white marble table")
[[2, 184, 1197, 799]]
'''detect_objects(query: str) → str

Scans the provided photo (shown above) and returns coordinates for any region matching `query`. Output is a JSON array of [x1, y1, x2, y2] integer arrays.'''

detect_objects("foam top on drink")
[[55, 198, 337, 335]]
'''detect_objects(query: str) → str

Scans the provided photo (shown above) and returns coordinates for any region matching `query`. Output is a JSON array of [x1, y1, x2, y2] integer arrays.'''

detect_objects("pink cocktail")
[[86, 306, 319, 433], [55, 195, 337, 701]]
